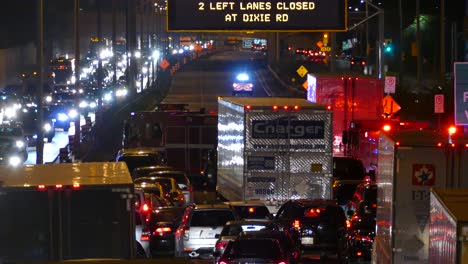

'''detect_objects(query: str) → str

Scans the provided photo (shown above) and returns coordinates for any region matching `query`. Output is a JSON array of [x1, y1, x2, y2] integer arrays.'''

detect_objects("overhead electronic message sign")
[[167, 0, 347, 32]]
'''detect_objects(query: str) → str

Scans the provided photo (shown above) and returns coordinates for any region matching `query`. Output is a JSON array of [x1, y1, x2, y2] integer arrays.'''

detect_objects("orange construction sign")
[[382, 95, 401, 116], [160, 59, 170, 70]]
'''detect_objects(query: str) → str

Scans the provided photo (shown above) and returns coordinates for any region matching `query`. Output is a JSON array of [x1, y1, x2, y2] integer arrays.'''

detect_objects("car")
[[135, 183, 174, 212], [275, 199, 349, 262], [115, 147, 167, 173], [146, 206, 186, 256], [174, 204, 240, 259], [347, 204, 376, 262], [0, 124, 28, 162], [131, 165, 175, 180], [239, 229, 301, 264], [135, 211, 151, 258], [135, 177, 186, 207], [232, 72, 253, 96], [332, 156, 367, 209], [217, 237, 290, 264], [349, 56, 366, 71], [213, 220, 278, 263], [149, 170, 194, 205], [45, 104, 74, 131], [17, 106, 55, 144], [0, 137, 28, 166], [345, 180, 377, 218], [224, 201, 273, 220]]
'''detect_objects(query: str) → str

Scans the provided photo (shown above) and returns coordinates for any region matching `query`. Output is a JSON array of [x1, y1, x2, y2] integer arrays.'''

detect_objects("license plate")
[[200, 231, 215, 238], [301, 237, 314, 245]]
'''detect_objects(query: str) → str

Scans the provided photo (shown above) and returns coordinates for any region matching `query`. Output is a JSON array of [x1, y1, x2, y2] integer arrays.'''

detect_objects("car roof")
[[136, 176, 176, 182], [287, 199, 339, 207], [191, 203, 233, 210], [225, 201, 267, 207], [133, 165, 174, 171], [150, 170, 187, 175], [117, 147, 164, 156], [226, 219, 274, 225]]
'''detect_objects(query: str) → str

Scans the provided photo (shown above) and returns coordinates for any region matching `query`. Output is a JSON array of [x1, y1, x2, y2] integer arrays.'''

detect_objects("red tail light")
[[38, 185, 46, 190], [140, 228, 151, 241], [293, 219, 300, 230], [55, 184, 63, 189], [142, 203, 150, 212], [305, 208, 324, 218], [277, 261, 287, 264], [218, 260, 229, 264], [72, 183, 80, 189], [215, 240, 228, 250], [155, 227, 172, 233], [357, 251, 362, 256], [355, 235, 372, 242]]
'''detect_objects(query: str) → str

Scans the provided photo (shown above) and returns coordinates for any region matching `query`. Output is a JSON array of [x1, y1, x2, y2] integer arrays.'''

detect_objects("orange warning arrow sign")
[[160, 59, 170, 70], [382, 95, 401, 116]]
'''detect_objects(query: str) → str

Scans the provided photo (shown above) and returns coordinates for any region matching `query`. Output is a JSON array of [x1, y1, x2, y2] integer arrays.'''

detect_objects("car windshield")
[[233, 206, 271, 220], [190, 210, 235, 227], [227, 239, 281, 258], [152, 172, 190, 189], [118, 155, 160, 172], [0, 127, 22, 137], [0, 138, 13, 148], [221, 223, 270, 236], [333, 157, 366, 180]]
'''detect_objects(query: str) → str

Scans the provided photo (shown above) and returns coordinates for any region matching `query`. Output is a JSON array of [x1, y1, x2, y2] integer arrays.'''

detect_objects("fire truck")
[[122, 104, 218, 178]]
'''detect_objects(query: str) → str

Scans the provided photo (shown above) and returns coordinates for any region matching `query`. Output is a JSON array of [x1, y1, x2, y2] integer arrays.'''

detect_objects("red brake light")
[[437, 142, 443, 147], [383, 124, 391, 132], [215, 240, 228, 250], [305, 208, 324, 217], [245, 105, 251, 110], [140, 228, 151, 241], [248, 207, 255, 213], [356, 235, 372, 242], [38, 185, 46, 190], [357, 251, 362, 256], [283, 105, 289, 110], [346, 220, 351, 228], [273, 105, 278, 111], [155, 227, 172, 233], [73, 183, 80, 189], [142, 203, 150, 212], [55, 184, 63, 189], [448, 126, 457, 135], [293, 219, 300, 230]]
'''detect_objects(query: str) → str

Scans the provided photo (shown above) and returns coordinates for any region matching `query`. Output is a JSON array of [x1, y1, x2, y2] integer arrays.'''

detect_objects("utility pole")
[[74, 0, 81, 154], [128, 0, 138, 96], [416, 0, 422, 88], [112, 0, 118, 88], [97, 0, 103, 108], [399, 0, 404, 83], [440, 0, 446, 80], [36, 0, 44, 164]]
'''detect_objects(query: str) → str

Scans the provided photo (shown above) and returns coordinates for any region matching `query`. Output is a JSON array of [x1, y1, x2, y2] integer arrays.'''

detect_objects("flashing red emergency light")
[[273, 105, 279, 111], [382, 124, 392, 132], [245, 105, 251, 110], [293, 105, 299, 110], [448, 126, 457, 135]]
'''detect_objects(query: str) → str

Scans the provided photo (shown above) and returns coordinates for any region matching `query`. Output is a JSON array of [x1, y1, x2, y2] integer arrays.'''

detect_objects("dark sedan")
[[147, 206, 185, 256]]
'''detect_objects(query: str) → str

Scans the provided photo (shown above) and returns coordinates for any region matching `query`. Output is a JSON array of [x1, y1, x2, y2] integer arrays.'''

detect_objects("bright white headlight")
[[43, 123, 52, 132], [4, 107, 16, 118], [9, 156, 22, 167], [58, 113, 68, 121], [15, 140, 25, 148], [68, 109, 78, 119], [79, 101, 88, 108], [45, 96, 52, 103]]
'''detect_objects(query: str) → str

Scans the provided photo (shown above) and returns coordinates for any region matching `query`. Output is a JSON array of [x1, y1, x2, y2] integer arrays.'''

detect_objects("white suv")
[[174, 204, 239, 259]]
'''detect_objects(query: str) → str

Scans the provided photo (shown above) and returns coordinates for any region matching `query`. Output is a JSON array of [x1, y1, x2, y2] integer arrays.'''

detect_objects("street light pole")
[[36, 0, 44, 164], [74, 0, 81, 153]]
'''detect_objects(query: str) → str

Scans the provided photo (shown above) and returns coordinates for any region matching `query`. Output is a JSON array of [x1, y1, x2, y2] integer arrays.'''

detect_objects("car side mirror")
[[215, 234, 220, 239]]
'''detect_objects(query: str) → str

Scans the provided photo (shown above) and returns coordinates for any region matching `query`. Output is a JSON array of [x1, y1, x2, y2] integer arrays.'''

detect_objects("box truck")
[[0, 162, 136, 262], [217, 97, 333, 213], [429, 188, 468, 264]]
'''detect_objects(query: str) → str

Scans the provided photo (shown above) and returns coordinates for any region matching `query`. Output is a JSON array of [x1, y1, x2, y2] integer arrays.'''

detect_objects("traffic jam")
[[2, 0, 468, 263]]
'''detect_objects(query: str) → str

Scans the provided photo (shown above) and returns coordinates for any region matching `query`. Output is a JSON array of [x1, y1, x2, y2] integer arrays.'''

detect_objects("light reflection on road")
[[25, 113, 95, 165]]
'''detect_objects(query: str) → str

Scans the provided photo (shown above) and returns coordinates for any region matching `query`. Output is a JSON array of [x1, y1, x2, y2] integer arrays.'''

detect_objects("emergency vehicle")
[[122, 104, 217, 178]]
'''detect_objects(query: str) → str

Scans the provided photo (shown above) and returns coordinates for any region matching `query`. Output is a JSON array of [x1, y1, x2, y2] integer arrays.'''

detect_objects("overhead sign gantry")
[[167, 0, 348, 32]]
